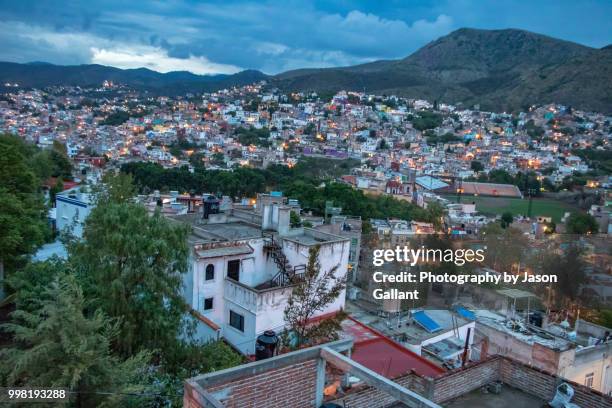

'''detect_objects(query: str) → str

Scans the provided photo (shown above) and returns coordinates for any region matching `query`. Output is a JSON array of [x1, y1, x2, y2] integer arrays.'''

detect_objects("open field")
[[442, 194, 579, 222]]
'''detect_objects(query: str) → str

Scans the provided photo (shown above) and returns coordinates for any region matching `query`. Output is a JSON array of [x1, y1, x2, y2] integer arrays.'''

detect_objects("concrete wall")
[[563, 342, 612, 394], [56, 194, 90, 238]]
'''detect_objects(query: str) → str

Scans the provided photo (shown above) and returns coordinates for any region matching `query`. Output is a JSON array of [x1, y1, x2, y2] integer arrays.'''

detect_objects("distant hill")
[[0, 28, 610, 112], [272, 28, 612, 113], [0, 62, 268, 94]]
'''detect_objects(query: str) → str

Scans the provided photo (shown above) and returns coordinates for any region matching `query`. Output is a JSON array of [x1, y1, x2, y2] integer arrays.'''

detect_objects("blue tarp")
[[412, 311, 443, 333], [455, 306, 476, 321]]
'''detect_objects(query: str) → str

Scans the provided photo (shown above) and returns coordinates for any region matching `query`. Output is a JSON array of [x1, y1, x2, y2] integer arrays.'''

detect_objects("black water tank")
[[202, 195, 220, 219], [255, 330, 278, 361]]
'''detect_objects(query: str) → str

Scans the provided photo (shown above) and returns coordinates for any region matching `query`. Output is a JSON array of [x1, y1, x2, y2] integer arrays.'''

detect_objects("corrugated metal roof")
[[415, 176, 449, 191]]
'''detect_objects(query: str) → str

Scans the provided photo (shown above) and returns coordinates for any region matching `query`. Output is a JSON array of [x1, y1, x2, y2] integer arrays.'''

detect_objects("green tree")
[[94, 172, 136, 205], [70, 201, 191, 357], [0, 135, 47, 299], [541, 244, 586, 306], [283, 245, 346, 348], [0, 274, 151, 408], [290, 210, 302, 228], [470, 160, 484, 173], [482, 224, 528, 272], [500, 212, 514, 228], [5, 258, 65, 312], [566, 212, 599, 234]]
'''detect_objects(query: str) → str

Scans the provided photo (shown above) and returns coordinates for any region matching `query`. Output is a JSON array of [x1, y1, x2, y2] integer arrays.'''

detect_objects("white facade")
[[56, 187, 92, 238], [181, 204, 350, 355]]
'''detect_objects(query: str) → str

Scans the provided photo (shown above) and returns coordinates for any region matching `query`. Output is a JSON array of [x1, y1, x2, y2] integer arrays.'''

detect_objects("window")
[[585, 373, 594, 388], [227, 259, 240, 281], [205, 264, 215, 281], [203, 297, 214, 311], [229, 310, 244, 332]]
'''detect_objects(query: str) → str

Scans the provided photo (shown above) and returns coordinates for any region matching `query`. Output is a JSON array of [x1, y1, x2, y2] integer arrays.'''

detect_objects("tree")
[[0, 274, 151, 407], [70, 200, 191, 357], [500, 212, 514, 228], [5, 258, 66, 312], [290, 210, 302, 228], [470, 160, 484, 173], [541, 244, 586, 306], [94, 172, 136, 205], [0, 135, 48, 299], [482, 224, 528, 273], [283, 245, 346, 348], [566, 212, 599, 234]]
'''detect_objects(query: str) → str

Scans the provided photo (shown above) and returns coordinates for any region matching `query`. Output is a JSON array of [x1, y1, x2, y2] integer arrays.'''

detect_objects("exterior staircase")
[[263, 235, 306, 287]]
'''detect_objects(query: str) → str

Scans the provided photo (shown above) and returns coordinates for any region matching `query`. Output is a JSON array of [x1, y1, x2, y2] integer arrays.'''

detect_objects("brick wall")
[[185, 360, 318, 408], [332, 357, 612, 408], [329, 372, 429, 407], [501, 358, 612, 408], [431, 358, 502, 403]]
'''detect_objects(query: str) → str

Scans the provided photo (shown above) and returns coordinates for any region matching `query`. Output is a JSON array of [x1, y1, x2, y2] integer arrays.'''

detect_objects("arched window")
[[205, 264, 215, 281]]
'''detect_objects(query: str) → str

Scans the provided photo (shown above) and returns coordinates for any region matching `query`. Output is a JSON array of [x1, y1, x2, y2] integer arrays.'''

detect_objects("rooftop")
[[446, 385, 545, 408], [341, 317, 445, 379], [349, 307, 472, 344]]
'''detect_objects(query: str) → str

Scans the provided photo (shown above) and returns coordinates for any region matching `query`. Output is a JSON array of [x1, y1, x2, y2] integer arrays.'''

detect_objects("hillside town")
[[1, 79, 612, 408]]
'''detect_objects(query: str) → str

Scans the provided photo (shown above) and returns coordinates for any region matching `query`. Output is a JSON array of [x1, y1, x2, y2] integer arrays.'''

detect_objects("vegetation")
[[565, 212, 599, 234], [100, 110, 131, 126], [121, 158, 440, 224], [411, 111, 443, 131], [283, 245, 346, 348], [2, 174, 242, 405], [444, 194, 575, 223], [541, 244, 587, 306], [0, 134, 49, 299], [500, 212, 514, 228], [1, 274, 152, 407], [235, 126, 270, 147]]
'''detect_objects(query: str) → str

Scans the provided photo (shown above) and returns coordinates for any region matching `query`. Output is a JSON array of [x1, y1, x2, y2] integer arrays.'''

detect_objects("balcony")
[[224, 277, 296, 313]]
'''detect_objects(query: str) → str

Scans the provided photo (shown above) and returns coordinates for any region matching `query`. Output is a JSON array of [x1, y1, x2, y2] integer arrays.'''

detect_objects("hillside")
[[272, 28, 612, 113], [0, 62, 268, 95], [0, 28, 610, 112]]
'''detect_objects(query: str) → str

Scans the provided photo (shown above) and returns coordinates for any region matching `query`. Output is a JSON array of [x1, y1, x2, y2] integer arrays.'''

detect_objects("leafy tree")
[[500, 212, 514, 228], [0, 135, 47, 299], [70, 200, 191, 357], [210, 152, 226, 167], [541, 244, 586, 306], [0, 274, 152, 408], [566, 212, 599, 234], [290, 210, 302, 228], [283, 245, 346, 348], [5, 258, 66, 312], [470, 160, 484, 173], [94, 172, 136, 205], [482, 224, 528, 272]]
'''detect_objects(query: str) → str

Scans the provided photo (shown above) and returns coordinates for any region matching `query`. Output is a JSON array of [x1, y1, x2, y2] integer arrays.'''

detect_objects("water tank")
[[255, 330, 278, 361], [202, 195, 220, 219]]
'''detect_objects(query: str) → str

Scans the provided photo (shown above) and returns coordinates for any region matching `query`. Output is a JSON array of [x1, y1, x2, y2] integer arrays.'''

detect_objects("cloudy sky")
[[0, 0, 610, 75]]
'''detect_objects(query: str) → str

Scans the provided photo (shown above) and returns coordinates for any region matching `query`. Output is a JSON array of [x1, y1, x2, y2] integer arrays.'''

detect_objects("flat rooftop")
[[193, 222, 262, 241], [475, 311, 574, 351], [446, 385, 545, 408], [349, 308, 472, 343]]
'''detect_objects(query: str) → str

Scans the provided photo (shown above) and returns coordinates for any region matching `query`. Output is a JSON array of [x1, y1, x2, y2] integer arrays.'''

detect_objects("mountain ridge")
[[1, 28, 610, 112]]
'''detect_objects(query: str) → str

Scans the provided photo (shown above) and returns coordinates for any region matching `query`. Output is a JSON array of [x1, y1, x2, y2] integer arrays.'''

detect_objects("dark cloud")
[[0, 0, 609, 74]]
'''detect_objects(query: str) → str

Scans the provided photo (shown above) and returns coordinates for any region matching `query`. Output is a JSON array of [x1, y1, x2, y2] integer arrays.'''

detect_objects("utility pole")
[[527, 188, 536, 218], [456, 177, 463, 203]]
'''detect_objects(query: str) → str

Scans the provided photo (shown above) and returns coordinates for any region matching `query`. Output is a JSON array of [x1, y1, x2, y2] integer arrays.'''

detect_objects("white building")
[[56, 186, 92, 238], [176, 200, 350, 354]]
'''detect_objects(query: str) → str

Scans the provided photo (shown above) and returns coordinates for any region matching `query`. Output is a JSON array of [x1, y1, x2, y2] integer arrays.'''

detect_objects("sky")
[[0, 0, 610, 75]]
